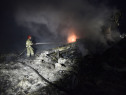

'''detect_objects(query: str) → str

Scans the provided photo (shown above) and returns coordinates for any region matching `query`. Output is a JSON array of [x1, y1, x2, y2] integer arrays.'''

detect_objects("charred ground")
[[0, 37, 126, 95]]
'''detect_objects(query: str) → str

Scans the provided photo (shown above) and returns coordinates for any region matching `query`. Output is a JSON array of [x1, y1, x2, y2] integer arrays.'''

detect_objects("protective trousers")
[[27, 47, 34, 57]]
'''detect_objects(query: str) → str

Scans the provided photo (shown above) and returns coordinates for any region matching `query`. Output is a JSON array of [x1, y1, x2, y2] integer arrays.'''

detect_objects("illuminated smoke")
[[15, 0, 120, 53]]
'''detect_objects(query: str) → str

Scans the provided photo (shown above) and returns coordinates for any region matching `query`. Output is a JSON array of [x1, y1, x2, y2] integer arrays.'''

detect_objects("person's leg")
[[27, 48, 30, 57], [30, 47, 34, 56]]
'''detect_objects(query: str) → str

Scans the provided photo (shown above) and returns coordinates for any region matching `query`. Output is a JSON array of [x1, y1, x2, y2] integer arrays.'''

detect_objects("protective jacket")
[[26, 39, 34, 57]]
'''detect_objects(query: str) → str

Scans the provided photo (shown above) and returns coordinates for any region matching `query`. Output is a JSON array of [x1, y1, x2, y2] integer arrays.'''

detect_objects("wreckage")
[[0, 42, 82, 95], [0, 35, 125, 95]]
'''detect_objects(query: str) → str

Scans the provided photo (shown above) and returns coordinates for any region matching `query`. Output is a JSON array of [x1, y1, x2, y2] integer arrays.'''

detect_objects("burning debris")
[[0, 42, 82, 95]]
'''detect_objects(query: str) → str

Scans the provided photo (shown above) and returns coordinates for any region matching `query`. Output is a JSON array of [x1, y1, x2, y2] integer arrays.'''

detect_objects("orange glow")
[[67, 32, 77, 43]]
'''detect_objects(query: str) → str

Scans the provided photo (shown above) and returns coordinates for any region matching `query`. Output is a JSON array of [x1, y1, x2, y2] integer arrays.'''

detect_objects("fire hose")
[[18, 48, 27, 57], [18, 42, 66, 57], [19, 62, 70, 94], [17, 43, 52, 57], [5, 42, 77, 94]]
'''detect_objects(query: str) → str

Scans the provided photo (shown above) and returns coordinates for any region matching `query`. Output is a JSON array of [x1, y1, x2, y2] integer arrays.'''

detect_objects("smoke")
[[14, 0, 120, 53]]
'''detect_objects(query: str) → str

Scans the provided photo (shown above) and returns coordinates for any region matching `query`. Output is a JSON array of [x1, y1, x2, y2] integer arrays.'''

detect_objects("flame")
[[67, 32, 77, 43]]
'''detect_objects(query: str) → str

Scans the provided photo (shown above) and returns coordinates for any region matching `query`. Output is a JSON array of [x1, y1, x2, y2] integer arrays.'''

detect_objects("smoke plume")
[[15, 0, 120, 53]]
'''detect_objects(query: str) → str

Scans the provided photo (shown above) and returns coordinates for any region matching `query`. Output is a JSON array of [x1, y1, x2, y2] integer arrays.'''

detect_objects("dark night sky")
[[0, 0, 126, 52]]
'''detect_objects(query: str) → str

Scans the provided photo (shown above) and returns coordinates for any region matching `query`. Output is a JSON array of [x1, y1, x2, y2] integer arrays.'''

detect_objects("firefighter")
[[26, 35, 34, 57]]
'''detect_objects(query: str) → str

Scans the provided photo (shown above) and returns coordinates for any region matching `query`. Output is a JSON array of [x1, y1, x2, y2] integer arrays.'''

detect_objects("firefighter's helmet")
[[28, 35, 31, 39]]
